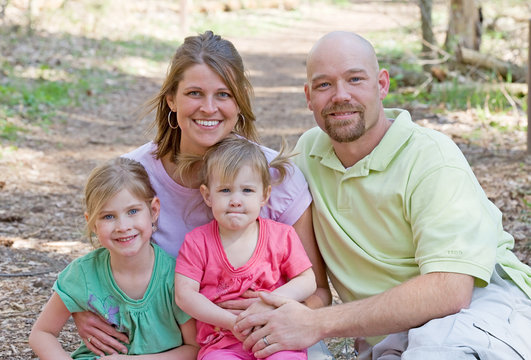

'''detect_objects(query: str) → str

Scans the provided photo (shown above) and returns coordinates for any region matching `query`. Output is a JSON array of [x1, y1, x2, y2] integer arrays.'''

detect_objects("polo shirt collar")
[[308, 108, 414, 176]]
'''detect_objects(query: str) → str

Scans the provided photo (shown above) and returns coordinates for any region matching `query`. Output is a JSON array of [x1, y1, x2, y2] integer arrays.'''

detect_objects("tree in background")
[[444, 0, 482, 51], [419, 0, 435, 59], [418, 0, 483, 55]]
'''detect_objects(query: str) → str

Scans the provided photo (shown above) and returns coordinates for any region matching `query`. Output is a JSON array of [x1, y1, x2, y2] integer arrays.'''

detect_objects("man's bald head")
[[306, 31, 380, 81]]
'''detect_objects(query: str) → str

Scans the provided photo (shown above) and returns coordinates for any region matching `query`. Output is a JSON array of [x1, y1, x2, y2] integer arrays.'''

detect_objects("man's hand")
[[72, 311, 129, 356], [235, 292, 319, 358], [217, 289, 261, 315]]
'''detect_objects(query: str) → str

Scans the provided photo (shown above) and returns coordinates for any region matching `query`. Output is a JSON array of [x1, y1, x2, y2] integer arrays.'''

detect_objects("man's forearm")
[[314, 272, 474, 339]]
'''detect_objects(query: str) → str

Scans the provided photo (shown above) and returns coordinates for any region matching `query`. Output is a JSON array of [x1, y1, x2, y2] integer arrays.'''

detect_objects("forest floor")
[[0, 1, 529, 359]]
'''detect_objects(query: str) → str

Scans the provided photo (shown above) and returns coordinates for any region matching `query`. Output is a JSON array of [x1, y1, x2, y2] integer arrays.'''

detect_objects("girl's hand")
[[230, 327, 247, 343], [72, 311, 129, 356]]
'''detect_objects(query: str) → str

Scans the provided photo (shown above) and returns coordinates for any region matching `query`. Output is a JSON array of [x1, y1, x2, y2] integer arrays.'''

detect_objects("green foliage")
[[0, 75, 88, 138], [0, 30, 179, 140], [0, 118, 26, 141], [384, 75, 527, 116]]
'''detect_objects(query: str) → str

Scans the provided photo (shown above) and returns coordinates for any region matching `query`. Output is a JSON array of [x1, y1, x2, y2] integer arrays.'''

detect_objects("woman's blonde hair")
[[144, 30, 259, 163], [83, 157, 156, 247]]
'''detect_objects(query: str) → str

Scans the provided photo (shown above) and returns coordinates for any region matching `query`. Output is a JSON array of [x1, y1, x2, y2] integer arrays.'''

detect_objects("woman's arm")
[[175, 273, 237, 331], [292, 206, 331, 308], [99, 318, 199, 360], [72, 310, 130, 355], [29, 292, 74, 360]]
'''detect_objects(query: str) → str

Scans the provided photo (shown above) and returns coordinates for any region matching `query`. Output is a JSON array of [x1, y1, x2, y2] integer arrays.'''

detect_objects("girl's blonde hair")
[[143, 30, 259, 163], [200, 137, 293, 196], [84, 157, 156, 247]]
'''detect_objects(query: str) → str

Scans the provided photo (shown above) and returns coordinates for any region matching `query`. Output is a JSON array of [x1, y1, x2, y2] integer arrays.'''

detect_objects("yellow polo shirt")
[[294, 109, 530, 306]]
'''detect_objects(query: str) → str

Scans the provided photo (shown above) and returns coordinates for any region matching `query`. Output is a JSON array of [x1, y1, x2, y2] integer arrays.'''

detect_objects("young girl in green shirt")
[[29, 157, 197, 359]]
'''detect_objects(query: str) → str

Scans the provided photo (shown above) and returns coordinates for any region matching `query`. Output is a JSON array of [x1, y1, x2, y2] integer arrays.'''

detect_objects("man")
[[235, 31, 531, 359]]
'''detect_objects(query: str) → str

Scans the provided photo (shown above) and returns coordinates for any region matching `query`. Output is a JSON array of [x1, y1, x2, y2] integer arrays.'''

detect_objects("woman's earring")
[[152, 223, 158, 233], [238, 113, 246, 125], [168, 110, 179, 129]]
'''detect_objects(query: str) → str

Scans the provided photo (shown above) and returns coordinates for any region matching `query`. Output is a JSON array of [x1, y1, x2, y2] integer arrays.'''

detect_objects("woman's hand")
[[217, 289, 261, 315], [242, 297, 275, 319], [72, 311, 129, 356]]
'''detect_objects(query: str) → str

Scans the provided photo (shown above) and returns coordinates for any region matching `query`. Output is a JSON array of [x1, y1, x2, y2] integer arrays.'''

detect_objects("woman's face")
[[166, 63, 240, 155]]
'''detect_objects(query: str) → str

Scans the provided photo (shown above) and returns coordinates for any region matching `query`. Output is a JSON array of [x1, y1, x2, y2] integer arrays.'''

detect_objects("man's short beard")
[[325, 113, 365, 143], [322, 103, 366, 143]]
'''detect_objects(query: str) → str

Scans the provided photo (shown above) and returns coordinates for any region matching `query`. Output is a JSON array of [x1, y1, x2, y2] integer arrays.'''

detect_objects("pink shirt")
[[123, 142, 312, 257], [176, 217, 313, 358]]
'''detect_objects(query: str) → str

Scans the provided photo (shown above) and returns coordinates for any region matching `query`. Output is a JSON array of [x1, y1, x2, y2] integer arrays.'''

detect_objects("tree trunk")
[[180, 0, 190, 35], [0, 0, 10, 19], [419, 0, 435, 58], [445, 0, 482, 52]]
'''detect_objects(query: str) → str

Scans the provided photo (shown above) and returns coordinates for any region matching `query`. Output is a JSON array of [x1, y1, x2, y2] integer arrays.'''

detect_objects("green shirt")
[[53, 244, 191, 359], [294, 109, 531, 306]]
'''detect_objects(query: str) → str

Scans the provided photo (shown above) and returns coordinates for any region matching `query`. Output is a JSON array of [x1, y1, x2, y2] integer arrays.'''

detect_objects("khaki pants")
[[371, 265, 531, 360]]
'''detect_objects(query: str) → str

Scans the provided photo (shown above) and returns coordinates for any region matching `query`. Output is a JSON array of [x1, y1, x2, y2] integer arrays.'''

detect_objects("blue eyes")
[[218, 188, 254, 193], [315, 77, 362, 89], [101, 209, 139, 220], [186, 91, 232, 98]]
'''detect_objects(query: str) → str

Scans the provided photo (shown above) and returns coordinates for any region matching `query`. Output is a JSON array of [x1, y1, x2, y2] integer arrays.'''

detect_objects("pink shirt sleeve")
[[175, 230, 208, 283]]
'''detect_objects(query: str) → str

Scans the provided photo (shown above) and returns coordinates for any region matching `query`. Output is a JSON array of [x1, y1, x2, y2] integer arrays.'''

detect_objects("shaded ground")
[[0, 2, 529, 359]]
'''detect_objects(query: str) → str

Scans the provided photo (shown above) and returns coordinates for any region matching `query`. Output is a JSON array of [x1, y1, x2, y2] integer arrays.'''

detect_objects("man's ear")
[[199, 184, 212, 207], [378, 69, 390, 100], [304, 83, 313, 111], [150, 196, 161, 223]]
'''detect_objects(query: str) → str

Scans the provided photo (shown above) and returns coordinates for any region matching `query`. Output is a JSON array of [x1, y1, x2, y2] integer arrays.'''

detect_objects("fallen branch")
[[0, 270, 51, 277], [456, 47, 527, 82]]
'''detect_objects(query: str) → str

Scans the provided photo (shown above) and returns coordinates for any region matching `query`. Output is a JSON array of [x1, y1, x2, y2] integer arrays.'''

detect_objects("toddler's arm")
[[272, 268, 317, 302], [175, 273, 238, 332], [29, 292, 73, 360]]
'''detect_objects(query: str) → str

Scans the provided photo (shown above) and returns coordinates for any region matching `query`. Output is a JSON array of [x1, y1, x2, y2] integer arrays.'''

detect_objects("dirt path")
[[0, 2, 529, 359]]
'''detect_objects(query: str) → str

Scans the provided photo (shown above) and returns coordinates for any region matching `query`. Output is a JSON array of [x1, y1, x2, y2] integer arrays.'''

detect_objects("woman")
[[72, 31, 331, 358]]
